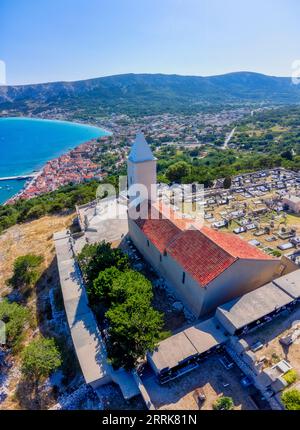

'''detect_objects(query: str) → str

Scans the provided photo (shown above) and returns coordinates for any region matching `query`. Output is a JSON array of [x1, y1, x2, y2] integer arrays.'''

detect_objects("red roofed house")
[[127, 133, 286, 317]]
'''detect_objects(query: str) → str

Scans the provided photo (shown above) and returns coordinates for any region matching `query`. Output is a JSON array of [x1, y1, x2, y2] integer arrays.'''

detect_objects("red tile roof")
[[132, 202, 274, 287], [199, 226, 273, 261], [134, 204, 182, 253], [166, 229, 236, 286]]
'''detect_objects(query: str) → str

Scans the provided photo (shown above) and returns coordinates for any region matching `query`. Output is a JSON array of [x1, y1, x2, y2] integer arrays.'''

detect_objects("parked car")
[[251, 341, 264, 352]]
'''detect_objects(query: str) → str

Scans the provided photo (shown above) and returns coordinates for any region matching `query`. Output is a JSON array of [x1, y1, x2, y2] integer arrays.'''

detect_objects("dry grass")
[[0, 213, 74, 410], [0, 214, 74, 295]]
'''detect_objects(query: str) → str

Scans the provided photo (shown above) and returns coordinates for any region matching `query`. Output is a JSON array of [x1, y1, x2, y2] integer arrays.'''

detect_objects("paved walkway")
[[54, 229, 139, 399]]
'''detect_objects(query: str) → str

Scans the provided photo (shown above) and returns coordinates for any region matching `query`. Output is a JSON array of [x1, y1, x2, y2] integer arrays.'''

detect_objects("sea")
[[0, 117, 110, 204]]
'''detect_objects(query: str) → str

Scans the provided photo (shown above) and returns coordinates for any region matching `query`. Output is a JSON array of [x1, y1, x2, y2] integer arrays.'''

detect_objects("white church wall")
[[126, 131, 284, 319], [127, 159, 157, 202], [160, 251, 206, 317], [128, 217, 205, 317], [128, 217, 283, 318], [201, 258, 283, 316]]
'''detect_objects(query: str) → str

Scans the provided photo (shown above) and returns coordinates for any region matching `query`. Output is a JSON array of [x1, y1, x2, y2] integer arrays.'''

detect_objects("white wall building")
[[127, 132, 157, 203], [127, 133, 289, 318], [283, 195, 300, 214]]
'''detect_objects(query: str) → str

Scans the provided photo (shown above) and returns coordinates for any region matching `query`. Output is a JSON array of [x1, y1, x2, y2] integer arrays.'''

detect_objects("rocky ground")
[[0, 214, 146, 410]]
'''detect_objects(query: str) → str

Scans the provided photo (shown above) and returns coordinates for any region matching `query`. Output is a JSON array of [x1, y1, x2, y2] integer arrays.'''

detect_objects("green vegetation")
[[213, 396, 234, 410], [155, 145, 299, 188], [3, 73, 300, 117], [283, 370, 298, 386], [166, 161, 191, 183], [270, 250, 282, 258], [0, 178, 118, 235], [91, 266, 122, 305], [21, 337, 61, 381], [105, 270, 164, 370], [78, 241, 130, 290], [281, 389, 300, 410], [223, 176, 232, 189], [231, 107, 300, 157], [78, 242, 164, 370], [7, 254, 44, 290], [0, 299, 30, 349]]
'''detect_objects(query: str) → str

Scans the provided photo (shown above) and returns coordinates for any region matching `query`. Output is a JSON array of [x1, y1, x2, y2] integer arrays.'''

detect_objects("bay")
[[0, 117, 110, 203]]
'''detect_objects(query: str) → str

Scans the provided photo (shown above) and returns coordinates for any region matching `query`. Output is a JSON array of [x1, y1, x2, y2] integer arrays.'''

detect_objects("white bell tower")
[[127, 132, 157, 203]]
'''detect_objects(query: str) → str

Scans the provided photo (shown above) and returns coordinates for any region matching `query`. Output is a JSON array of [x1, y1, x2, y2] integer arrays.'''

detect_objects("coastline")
[[0, 115, 113, 139], [4, 136, 111, 205], [0, 117, 112, 205]]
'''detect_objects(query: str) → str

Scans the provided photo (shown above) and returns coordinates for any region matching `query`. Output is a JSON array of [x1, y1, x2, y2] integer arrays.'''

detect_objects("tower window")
[[159, 254, 162, 262], [182, 272, 186, 284], [163, 250, 167, 257], [147, 240, 150, 247]]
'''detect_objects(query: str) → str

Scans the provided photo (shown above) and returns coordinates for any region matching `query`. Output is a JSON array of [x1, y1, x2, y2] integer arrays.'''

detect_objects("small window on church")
[[163, 250, 167, 257], [147, 240, 150, 247], [159, 254, 162, 262], [182, 272, 186, 284], [136, 204, 140, 213]]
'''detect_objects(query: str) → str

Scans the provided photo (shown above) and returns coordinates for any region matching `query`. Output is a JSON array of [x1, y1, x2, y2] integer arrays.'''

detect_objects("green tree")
[[0, 299, 30, 349], [282, 389, 300, 410], [166, 161, 191, 183], [283, 370, 298, 386], [21, 337, 62, 381], [213, 396, 234, 410], [108, 270, 153, 306], [106, 294, 164, 370], [26, 205, 46, 220], [77, 241, 129, 286], [223, 176, 232, 189], [281, 150, 293, 161], [7, 254, 44, 290], [89, 266, 122, 304]]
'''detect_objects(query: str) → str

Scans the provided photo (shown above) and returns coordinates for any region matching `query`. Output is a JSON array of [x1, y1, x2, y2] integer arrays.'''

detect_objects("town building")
[[127, 133, 288, 317], [283, 195, 300, 214]]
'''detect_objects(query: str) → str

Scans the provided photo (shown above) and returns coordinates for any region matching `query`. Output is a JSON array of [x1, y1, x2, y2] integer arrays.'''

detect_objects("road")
[[223, 127, 236, 149]]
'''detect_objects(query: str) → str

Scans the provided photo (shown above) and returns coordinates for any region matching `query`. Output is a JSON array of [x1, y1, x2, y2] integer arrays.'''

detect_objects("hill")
[[1, 72, 300, 116]]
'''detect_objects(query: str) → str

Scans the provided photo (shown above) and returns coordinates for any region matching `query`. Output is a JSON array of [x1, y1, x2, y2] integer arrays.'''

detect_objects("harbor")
[[0, 174, 36, 181]]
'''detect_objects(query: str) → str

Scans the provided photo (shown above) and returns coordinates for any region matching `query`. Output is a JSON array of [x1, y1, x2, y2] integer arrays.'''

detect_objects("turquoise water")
[[0, 117, 110, 203]]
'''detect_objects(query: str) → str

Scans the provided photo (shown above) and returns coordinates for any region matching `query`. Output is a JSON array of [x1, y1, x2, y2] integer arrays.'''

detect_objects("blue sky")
[[1, 0, 300, 85]]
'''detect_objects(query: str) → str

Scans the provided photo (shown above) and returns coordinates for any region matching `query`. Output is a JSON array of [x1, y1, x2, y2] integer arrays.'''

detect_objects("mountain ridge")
[[1, 72, 299, 116]]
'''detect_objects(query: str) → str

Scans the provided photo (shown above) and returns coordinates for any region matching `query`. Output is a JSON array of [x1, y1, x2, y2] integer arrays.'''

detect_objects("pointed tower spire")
[[128, 132, 155, 163], [127, 131, 157, 203]]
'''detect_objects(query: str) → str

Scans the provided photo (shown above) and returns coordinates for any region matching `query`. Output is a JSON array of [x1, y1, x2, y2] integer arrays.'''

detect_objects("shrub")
[[223, 176, 232, 189], [7, 254, 44, 290], [0, 299, 30, 349], [77, 241, 129, 286], [106, 294, 164, 370], [282, 389, 300, 410], [21, 337, 61, 381], [108, 270, 153, 305], [89, 266, 122, 304], [166, 161, 191, 183], [283, 370, 298, 386], [213, 396, 234, 410]]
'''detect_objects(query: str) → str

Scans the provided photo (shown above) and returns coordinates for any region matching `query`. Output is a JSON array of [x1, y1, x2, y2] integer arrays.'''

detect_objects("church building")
[[127, 133, 287, 317]]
